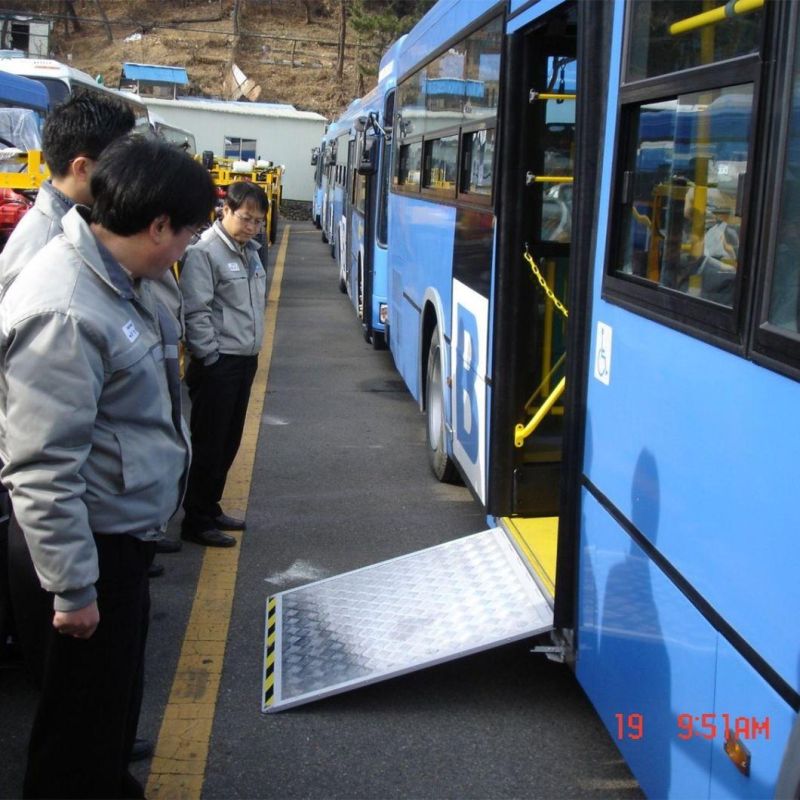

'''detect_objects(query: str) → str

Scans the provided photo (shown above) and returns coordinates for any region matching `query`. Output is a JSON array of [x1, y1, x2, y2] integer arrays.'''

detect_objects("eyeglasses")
[[183, 223, 205, 237], [232, 211, 264, 228]]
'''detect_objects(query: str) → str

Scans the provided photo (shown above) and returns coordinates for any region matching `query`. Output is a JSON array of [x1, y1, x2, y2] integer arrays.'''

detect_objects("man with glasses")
[[179, 181, 269, 547], [0, 136, 216, 798]]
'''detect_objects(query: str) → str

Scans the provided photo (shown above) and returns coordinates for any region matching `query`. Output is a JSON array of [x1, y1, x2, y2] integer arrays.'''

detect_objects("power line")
[[0, 8, 367, 48]]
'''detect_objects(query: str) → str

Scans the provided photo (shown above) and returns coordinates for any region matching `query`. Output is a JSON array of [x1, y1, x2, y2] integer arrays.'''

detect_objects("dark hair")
[[42, 90, 136, 177], [225, 180, 268, 213], [89, 136, 216, 235]]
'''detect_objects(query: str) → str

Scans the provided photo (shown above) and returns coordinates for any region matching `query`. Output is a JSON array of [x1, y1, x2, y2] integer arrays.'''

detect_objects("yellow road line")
[[147, 226, 291, 800]]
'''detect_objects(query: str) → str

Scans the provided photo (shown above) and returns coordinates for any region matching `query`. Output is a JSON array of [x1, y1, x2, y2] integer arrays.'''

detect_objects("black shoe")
[[181, 528, 237, 548], [155, 538, 182, 553], [129, 737, 154, 763], [213, 512, 246, 531], [148, 562, 165, 578]]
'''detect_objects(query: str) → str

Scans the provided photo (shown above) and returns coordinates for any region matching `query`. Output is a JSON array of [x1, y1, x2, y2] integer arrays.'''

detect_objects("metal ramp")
[[262, 527, 553, 712]]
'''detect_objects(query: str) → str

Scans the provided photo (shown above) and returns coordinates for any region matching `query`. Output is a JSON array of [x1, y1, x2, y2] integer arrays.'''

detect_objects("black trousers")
[[182, 353, 258, 533], [0, 489, 13, 659], [8, 519, 154, 799]]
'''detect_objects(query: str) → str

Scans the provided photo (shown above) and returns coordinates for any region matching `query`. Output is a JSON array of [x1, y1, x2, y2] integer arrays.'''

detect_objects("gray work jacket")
[[0, 206, 190, 612], [0, 181, 72, 294], [180, 221, 266, 364]]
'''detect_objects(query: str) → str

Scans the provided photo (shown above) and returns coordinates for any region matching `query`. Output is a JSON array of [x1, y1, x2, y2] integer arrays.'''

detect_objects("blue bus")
[[318, 111, 352, 263], [323, 37, 405, 348], [378, 0, 800, 795]]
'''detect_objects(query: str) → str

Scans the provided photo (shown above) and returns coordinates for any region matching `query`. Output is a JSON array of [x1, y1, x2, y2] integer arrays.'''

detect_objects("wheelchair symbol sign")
[[594, 321, 612, 385]]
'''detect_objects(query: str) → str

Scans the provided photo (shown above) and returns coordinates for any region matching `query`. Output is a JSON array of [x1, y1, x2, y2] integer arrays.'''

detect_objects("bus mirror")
[[354, 115, 369, 133], [358, 138, 377, 176], [311, 146, 320, 166]]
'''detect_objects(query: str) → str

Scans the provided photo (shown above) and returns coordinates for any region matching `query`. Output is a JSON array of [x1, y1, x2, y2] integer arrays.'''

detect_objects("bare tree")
[[336, 0, 345, 79], [62, 1, 81, 34], [93, 0, 112, 42]]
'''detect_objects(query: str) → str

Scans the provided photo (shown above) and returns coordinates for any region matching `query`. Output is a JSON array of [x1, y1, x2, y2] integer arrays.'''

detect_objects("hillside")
[[10, 0, 409, 120]]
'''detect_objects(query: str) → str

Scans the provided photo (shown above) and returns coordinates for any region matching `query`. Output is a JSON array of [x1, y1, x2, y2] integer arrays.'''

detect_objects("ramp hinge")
[[530, 644, 566, 663]]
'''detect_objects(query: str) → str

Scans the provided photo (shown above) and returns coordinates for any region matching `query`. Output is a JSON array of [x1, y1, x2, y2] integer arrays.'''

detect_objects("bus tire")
[[371, 330, 386, 350], [426, 327, 457, 483]]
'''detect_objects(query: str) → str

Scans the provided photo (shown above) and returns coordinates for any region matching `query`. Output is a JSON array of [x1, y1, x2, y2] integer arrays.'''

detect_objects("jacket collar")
[[36, 181, 76, 221], [61, 206, 136, 300], [209, 219, 261, 255]]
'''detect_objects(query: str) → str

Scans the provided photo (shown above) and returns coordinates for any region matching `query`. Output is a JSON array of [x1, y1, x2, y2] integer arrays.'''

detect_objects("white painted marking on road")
[[265, 560, 329, 587]]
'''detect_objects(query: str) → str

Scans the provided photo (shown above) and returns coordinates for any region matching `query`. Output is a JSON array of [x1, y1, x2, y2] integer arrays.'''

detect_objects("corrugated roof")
[[122, 63, 189, 84], [143, 95, 327, 122]]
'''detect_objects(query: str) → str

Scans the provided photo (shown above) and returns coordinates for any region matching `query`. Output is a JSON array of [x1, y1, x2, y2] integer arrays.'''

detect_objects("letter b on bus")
[[456, 305, 479, 464]]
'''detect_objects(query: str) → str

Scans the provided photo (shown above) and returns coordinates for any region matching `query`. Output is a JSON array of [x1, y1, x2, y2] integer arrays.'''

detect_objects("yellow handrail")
[[530, 92, 576, 102], [515, 377, 566, 448], [669, 0, 763, 36], [527, 175, 574, 184], [525, 353, 566, 414]]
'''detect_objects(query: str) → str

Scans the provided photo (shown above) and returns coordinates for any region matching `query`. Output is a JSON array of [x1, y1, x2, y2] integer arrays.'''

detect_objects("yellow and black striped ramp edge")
[[261, 527, 553, 713], [263, 596, 277, 710]]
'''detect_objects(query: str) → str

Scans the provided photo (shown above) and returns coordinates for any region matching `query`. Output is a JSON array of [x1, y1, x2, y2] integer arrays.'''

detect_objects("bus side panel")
[[372, 244, 388, 335], [577, 487, 717, 799], [583, 299, 800, 692], [709, 638, 796, 797], [388, 194, 456, 402], [452, 280, 488, 504], [350, 210, 366, 315]]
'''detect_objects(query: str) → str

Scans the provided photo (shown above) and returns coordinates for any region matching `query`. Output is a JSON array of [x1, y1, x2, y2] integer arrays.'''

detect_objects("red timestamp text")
[[614, 713, 771, 741]]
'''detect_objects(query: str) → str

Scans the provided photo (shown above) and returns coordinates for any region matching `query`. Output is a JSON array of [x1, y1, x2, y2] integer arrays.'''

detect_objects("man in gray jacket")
[[0, 91, 136, 671], [0, 136, 216, 799], [180, 180, 268, 547], [0, 91, 135, 293]]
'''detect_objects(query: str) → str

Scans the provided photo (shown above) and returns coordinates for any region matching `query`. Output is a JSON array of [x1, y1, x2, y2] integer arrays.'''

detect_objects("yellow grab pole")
[[669, 0, 763, 36], [514, 377, 566, 448]]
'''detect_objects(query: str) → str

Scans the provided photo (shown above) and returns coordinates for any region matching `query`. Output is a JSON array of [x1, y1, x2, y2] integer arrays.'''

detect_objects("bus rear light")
[[379, 303, 388, 324]]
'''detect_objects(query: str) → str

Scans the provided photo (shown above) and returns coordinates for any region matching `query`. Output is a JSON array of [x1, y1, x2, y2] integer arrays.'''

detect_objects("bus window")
[[460, 128, 494, 199], [627, 0, 763, 80], [766, 32, 800, 335], [422, 134, 457, 198], [605, 2, 763, 337], [396, 140, 422, 189], [613, 83, 753, 307]]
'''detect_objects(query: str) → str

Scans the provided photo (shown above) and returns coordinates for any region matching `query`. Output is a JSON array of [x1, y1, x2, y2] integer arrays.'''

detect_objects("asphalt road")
[[0, 220, 642, 800]]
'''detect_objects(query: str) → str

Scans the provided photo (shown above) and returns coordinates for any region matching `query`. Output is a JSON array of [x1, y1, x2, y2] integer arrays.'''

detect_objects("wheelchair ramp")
[[262, 527, 553, 712]]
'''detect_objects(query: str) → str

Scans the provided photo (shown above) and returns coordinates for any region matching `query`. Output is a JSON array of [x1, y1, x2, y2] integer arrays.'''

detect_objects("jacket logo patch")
[[226, 261, 241, 272], [122, 320, 140, 343]]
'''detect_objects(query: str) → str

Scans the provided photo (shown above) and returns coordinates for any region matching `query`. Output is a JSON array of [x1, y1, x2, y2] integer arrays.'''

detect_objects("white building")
[[141, 96, 327, 202]]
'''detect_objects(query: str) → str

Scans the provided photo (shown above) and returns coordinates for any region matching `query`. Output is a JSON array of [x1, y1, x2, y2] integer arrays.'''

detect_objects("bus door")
[[353, 121, 380, 340], [490, 2, 578, 602]]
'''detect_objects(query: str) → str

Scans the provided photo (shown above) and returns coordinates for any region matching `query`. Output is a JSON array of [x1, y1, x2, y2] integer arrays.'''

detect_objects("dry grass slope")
[[40, 0, 377, 120]]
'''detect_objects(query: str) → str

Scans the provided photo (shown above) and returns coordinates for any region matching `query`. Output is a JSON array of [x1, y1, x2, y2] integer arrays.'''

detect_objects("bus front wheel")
[[426, 327, 457, 483]]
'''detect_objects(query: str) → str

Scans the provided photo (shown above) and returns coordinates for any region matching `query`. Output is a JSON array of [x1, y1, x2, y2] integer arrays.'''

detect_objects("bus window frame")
[[391, 9, 503, 210], [457, 120, 496, 207], [750, 1, 800, 378], [420, 126, 460, 201], [602, 48, 764, 345]]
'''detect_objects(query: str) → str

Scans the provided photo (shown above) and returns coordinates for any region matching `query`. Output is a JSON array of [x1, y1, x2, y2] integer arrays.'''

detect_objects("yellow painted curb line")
[[146, 226, 291, 800]]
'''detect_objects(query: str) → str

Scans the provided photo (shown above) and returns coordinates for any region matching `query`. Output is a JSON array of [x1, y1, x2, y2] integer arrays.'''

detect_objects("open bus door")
[[262, 0, 609, 712]]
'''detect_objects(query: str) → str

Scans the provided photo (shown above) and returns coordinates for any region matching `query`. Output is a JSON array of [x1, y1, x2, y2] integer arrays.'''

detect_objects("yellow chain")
[[523, 247, 569, 318]]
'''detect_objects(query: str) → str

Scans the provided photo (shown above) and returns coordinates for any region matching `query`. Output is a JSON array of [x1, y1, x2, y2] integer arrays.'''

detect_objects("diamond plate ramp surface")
[[262, 527, 553, 712]]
